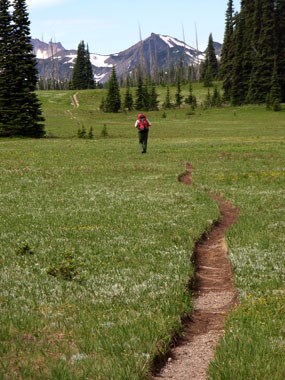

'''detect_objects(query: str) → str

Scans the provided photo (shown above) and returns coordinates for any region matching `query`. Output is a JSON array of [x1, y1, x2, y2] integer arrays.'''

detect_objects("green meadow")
[[0, 87, 284, 379]]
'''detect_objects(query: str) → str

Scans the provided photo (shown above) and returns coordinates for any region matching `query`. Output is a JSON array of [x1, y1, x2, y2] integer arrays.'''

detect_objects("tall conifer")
[[71, 41, 95, 90], [175, 69, 183, 107], [13, 0, 45, 136], [259, 0, 276, 96], [246, 0, 263, 103], [231, 13, 246, 105], [105, 66, 121, 113], [163, 86, 172, 109], [84, 44, 95, 89], [200, 34, 218, 87], [123, 76, 133, 111], [71, 41, 85, 89], [276, 0, 285, 101], [0, 0, 13, 133], [268, 59, 282, 111], [220, 0, 235, 100], [149, 81, 159, 111], [247, 0, 276, 103], [221, 0, 284, 105], [0, 0, 45, 137], [240, 0, 255, 99], [206, 33, 219, 80]]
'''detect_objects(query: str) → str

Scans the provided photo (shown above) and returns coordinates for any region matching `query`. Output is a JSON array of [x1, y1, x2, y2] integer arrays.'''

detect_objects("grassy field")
[[0, 86, 284, 379]]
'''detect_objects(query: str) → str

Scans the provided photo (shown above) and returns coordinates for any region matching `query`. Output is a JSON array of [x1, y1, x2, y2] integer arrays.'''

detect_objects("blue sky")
[[27, 0, 240, 55]]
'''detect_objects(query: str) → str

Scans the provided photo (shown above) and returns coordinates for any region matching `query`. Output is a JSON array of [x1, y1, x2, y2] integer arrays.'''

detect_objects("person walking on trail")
[[135, 113, 151, 153]]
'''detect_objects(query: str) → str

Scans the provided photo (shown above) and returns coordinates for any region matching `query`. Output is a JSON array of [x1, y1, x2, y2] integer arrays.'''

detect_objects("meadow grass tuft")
[[0, 87, 284, 379]]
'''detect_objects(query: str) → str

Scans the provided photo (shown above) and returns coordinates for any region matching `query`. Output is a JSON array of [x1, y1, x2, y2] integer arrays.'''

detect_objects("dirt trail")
[[71, 92, 79, 108], [152, 164, 239, 380]]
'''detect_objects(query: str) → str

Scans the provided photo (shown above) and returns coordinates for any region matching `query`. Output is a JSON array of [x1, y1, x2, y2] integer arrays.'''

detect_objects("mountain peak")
[[33, 38, 66, 59], [32, 33, 221, 84]]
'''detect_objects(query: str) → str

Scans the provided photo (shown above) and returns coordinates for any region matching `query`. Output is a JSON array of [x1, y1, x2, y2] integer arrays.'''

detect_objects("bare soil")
[[152, 163, 239, 380], [71, 92, 79, 107]]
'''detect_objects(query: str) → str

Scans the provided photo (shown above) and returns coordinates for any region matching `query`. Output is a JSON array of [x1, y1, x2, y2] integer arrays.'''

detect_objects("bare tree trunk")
[[195, 22, 200, 81]]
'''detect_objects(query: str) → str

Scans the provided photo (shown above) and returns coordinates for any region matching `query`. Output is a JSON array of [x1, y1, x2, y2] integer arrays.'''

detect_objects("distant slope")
[[32, 33, 222, 84]]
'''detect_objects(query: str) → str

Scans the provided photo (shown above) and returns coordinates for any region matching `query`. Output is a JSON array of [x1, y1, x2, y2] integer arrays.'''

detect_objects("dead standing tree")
[[138, 23, 148, 79]]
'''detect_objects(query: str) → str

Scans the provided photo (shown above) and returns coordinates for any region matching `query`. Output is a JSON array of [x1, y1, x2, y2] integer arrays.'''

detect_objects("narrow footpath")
[[153, 164, 239, 380]]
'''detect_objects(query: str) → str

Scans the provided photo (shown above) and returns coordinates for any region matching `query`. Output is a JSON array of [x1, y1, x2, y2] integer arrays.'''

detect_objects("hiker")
[[135, 113, 151, 153]]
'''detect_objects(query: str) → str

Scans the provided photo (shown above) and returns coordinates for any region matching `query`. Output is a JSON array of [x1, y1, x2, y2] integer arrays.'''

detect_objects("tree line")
[[99, 0, 285, 111], [98, 64, 201, 113], [1, 0, 284, 138], [220, 0, 285, 109]]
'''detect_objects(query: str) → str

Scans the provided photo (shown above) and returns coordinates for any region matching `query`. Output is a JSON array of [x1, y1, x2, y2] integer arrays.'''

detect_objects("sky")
[[27, 0, 240, 55]]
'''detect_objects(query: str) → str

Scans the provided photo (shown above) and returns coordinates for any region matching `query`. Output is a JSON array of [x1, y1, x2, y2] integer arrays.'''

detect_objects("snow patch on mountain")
[[32, 33, 222, 84], [35, 49, 50, 59], [90, 54, 113, 68], [159, 34, 191, 49]]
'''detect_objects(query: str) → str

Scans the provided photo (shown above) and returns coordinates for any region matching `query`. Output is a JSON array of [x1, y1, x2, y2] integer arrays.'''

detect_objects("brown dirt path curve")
[[71, 92, 79, 108], [152, 163, 239, 380]]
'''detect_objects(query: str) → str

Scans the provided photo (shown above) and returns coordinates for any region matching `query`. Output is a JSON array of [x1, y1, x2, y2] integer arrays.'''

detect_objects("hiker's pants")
[[138, 130, 149, 153]]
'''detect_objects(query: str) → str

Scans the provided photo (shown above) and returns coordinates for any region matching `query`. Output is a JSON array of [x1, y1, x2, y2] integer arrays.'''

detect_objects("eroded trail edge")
[[153, 164, 239, 380]]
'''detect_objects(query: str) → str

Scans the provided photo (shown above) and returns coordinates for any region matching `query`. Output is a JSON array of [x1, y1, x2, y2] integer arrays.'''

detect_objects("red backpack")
[[137, 114, 149, 131]]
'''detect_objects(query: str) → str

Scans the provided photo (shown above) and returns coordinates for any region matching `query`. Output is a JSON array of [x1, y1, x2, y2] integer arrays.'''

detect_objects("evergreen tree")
[[221, 0, 284, 105], [231, 12, 246, 105], [199, 60, 207, 83], [123, 76, 133, 111], [187, 65, 194, 83], [203, 66, 213, 88], [71, 41, 92, 90], [260, 0, 277, 80], [84, 44, 95, 89], [0, 0, 45, 137], [276, 0, 285, 101], [149, 81, 159, 111], [240, 0, 255, 100], [267, 59, 282, 111], [135, 68, 150, 111], [175, 70, 183, 107], [163, 86, 172, 109], [220, 0, 235, 100], [185, 80, 197, 107], [204, 88, 212, 109], [105, 66, 121, 113], [211, 86, 222, 107], [245, 0, 263, 103], [0, 0, 13, 133], [247, 0, 276, 103], [204, 33, 219, 82]]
